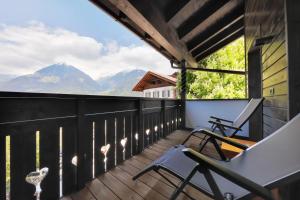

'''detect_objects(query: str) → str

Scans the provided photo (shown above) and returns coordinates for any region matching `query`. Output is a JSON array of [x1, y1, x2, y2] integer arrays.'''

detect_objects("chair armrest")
[[182, 148, 273, 200], [210, 116, 234, 123], [208, 120, 242, 131], [195, 129, 248, 150]]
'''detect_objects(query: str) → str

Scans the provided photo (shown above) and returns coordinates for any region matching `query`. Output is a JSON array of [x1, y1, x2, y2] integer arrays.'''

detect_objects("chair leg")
[[169, 166, 199, 200], [182, 132, 195, 145], [202, 167, 224, 200], [132, 165, 155, 180], [198, 134, 208, 148], [229, 130, 239, 138], [216, 124, 228, 137], [210, 138, 228, 161], [199, 136, 210, 153]]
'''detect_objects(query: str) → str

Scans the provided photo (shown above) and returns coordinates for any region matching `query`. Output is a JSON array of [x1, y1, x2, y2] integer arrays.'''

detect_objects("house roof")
[[132, 71, 177, 92], [90, 0, 244, 68]]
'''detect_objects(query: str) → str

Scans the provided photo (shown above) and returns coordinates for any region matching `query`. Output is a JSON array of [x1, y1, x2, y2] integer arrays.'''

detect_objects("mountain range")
[[0, 64, 146, 96], [0, 74, 17, 84], [97, 69, 146, 96]]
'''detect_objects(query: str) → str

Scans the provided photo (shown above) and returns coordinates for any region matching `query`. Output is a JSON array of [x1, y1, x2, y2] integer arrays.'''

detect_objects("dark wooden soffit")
[[90, 0, 245, 69], [132, 71, 176, 92]]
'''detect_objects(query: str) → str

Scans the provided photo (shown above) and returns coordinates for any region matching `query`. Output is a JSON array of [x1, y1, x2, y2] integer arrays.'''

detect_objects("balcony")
[[63, 130, 214, 200], [59, 99, 249, 200], [1, 93, 253, 200], [1, 0, 300, 199], [0, 92, 182, 200]]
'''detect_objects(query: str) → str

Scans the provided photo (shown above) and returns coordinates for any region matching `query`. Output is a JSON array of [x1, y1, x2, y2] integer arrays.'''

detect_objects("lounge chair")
[[182, 98, 264, 160], [207, 98, 264, 137], [133, 113, 300, 200]]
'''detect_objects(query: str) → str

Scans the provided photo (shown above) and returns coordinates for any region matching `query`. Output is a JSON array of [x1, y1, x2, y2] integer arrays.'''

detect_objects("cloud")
[[0, 22, 173, 79]]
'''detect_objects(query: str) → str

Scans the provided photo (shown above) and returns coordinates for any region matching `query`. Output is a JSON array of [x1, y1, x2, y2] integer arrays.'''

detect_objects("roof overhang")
[[132, 71, 176, 91], [90, 0, 245, 69]]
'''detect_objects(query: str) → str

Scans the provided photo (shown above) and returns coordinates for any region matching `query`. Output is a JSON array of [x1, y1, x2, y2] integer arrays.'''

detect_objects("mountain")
[[0, 64, 147, 96], [97, 69, 146, 96], [0, 64, 100, 94], [0, 74, 17, 84]]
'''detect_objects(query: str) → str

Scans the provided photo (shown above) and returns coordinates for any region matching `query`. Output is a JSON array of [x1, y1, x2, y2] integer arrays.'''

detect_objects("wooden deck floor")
[[62, 130, 218, 200]]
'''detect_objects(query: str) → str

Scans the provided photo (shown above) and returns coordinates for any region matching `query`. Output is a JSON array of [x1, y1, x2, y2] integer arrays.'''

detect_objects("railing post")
[[162, 100, 167, 137], [248, 48, 263, 141], [137, 99, 144, 153], [76, 99, 92, 190], [0, 134, 5, 199], [176, 100, 181, 129], [76, 99, 85, 190], [180, 60, 186, 129]]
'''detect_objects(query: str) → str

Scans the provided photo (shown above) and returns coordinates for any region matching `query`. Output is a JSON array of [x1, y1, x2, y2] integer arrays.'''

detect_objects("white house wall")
[[186, 100, 249, 137], [143, 86, 176, 98]]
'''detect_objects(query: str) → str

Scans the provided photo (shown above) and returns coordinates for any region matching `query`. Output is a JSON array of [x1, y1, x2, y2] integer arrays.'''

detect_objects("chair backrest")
[[232, 98, 264, 128], [226, 113, 300, 195]]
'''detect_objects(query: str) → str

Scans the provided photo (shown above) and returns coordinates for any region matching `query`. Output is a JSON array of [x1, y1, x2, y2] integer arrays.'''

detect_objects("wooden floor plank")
[[110, 166, 168, 200], [118, 161, 186, 199], [150, 143, 170, 151], [128, 157, 180, 187], [98, 172, 143, 200], [64, 130, 214, 200], [60, 196, 73, 200], [144, 148, 168, 160], [140, 149, 159, 160], [129, 154, 211, 200], [146, 145, 166, 154], [86, 178, 120, 200], [133, 154, 152, 164], [156, 138, 177, 147], [71, 188, 96, 200]]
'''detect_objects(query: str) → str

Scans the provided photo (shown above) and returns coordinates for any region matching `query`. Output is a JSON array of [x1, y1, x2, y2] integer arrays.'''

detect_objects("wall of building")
[[245, 0, 287, 138], [143, 86, 176, 98], [185, 100, 249, 137]]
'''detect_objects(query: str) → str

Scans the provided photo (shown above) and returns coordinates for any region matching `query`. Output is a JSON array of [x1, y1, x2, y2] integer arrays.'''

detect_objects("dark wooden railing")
[[0, 92, 183, 200]]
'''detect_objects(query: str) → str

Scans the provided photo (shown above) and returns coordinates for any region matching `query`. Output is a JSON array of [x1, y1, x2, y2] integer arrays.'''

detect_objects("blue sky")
[[0, 0, 172, 78], [0, 0, 141, 46]]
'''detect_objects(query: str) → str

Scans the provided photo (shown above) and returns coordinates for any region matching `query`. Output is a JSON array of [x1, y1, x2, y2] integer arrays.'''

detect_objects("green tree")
[[177, 37, 246, 99]]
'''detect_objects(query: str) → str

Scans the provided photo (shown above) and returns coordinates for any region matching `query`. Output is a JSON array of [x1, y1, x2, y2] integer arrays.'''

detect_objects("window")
[[153, 91, 159, 98], [162, 90, 165, 98], [145, 92, 151, 97], [167, 90, 170, 97]]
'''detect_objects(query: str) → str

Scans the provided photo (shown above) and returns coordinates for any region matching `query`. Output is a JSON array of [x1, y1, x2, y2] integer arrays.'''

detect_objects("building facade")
[[132, 71, 177, 99]]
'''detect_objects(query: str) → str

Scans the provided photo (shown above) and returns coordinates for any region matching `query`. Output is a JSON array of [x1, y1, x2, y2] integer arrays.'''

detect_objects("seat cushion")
[[153, 145, 249, 199]]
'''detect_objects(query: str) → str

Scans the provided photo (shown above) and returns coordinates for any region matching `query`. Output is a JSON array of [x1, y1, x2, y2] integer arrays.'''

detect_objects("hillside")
[[0, 64, 100, 94], [97, 69, 145, 96], [0, 74, 17, 84], [0, 64, 146, 96]]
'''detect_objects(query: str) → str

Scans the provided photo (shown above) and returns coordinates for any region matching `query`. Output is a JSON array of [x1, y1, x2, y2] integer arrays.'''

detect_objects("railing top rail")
[[186, 98, 249, 101], [0, 91, 179, 101]]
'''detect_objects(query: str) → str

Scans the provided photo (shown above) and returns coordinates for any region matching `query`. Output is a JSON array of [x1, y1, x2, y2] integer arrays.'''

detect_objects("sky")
[[0, 0, 174, 79]]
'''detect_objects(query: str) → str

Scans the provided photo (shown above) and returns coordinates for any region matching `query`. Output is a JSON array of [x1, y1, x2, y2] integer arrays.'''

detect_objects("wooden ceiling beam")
[[177, 0, 230, 39], [123, 0, 197, 66], [171, 61, 245, 75], [191, 67, 245, 75], [191, 17, 244, 57], [90, 0, 184, 64], [163, 0, 191, 22], [91, 0, 246, 68], [195, 28, 244, 61], [186, 7, 244, 51]]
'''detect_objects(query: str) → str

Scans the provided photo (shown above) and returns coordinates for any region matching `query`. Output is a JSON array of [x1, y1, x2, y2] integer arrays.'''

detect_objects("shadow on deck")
[[62, 130, 217, 200]]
